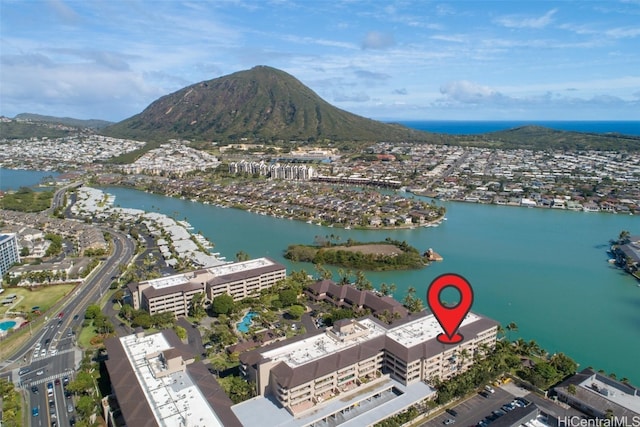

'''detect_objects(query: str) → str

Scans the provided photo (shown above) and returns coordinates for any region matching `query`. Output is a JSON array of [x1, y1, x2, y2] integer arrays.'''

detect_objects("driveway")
[[177, 317, 205, 356]]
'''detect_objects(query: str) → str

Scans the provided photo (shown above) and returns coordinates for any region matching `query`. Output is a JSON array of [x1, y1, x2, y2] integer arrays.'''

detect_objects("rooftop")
[[118, 333, 225, 427], [577, 372, 640, 414], [386, 312, 481, 347], [206, 257, 275, 276], [145, 273, 192, 291], [261, 318, 387, 368]]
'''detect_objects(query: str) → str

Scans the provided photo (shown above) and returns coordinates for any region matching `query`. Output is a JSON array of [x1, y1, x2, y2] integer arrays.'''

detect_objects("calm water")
[[0, 168, 59, 191], [395, 120, 640, 136], [103, 186, 640, 384]]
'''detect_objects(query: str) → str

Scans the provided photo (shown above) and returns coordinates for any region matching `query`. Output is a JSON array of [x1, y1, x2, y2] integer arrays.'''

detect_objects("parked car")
[[484, 385, 495, 394], [443, 419, 456, 425], [67, 403, 74, 413], [446, 409, 458, 417]]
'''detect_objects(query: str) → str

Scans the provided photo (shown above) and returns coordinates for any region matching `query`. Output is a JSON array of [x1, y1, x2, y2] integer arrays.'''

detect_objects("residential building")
[[239, 311, 498, 420], [204, 257, 286, 301], [306, 279, 408, 320], [554, 368, 640, 419], [103, 329, 241, 427], [128, 257, 286, 316], [0, 233, 20, 278]]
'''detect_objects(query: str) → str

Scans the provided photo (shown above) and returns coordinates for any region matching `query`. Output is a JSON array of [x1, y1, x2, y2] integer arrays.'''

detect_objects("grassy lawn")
[[77, 320, 97, 348], [0, 284, 77, 317]]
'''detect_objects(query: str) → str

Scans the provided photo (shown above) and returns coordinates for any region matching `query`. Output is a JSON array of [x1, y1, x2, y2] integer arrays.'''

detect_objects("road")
[[2, 225, 136, 427]]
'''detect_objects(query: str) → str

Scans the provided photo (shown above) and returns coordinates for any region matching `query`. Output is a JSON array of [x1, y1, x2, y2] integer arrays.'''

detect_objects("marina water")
[[101, 186, 640, 384]]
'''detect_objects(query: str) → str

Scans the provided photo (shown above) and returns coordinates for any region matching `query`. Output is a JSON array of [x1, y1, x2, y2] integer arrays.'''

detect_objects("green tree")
[[618, 230, 631, 244], [84, 304, 101, 319], [212, 293, 235, 316], [132, 312, 153, 329], [113, 289, 125, 304], [174, 325, 187, 340], [188, 292, 206, 320], [235, 250, 250, 262], [66, 371, 96, 395], [75, 395, 96, 418], [355, 270, 373, 290], [288, 304, 305, 320], [402, 286, 423, 313], [278, 289, 298, 307], [506, 322, 518, 340]]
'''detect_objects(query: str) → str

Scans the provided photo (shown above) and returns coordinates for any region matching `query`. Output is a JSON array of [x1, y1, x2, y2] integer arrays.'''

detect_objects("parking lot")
[[421, 387, 531, 427]]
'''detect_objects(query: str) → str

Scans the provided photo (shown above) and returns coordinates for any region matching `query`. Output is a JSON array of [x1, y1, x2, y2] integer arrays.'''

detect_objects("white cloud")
[[495, 8, 557, 29], [439, 80, 505, 104], [362, 31, 395, 50]]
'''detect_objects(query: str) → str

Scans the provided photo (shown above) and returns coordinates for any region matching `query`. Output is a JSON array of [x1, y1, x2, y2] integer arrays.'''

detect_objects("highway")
[[4, 222, 135, 427]]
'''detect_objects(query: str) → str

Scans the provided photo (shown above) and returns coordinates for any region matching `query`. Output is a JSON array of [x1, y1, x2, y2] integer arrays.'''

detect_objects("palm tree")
[[512, 338, 527, 355], [506, 322, 518, 341], [618, 230, 631, 244], [496, 325, 506, 340], [526, 340, 544, 357]]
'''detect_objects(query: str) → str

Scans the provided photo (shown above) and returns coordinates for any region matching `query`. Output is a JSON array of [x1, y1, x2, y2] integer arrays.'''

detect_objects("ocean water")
[[0, 168, 60, 191], [394, 120, 640, 136], [100, 186, 640, 385]]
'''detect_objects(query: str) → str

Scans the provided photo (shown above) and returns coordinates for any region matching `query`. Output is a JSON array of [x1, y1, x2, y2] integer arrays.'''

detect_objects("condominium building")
[[554, 368, 640, 419], [128, 257, 286, 316], [239, 311, 498, 418], [0, 233, 20, 277], [103, 329, 241, 427], [204, 257, 286, 301]]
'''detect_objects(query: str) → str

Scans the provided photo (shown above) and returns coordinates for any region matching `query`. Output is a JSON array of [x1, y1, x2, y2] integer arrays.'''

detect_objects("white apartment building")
[[240, 312, 498, 417], [128, 258, 286, 316], [0, 233, 20, 278]]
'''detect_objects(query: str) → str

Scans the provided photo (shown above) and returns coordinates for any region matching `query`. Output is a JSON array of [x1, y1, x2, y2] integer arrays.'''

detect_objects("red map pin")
[[427, 273, 474, 344]]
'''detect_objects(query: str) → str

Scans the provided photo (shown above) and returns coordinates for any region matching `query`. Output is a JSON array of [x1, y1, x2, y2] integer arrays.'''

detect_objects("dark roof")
[[186, 363, 243, 427], [105, 330, 242, 427], [554, 368, 640, 417], [162, 329, 195, 358], [270, 335, 387, 389], [104, 336, 158, 427], [245, 312, 498, 390], [306, 280, 408, 318], [490, 404, 539, 427]]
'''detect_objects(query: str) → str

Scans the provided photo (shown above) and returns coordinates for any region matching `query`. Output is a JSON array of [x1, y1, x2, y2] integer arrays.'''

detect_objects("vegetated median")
[[284, 237, 430, 271]]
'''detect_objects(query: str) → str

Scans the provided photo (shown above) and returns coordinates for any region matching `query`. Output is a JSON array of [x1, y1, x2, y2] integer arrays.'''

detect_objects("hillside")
[[14, 113, 113, 129], [453, 125, 640, 151], [101, 66, 436, 144]]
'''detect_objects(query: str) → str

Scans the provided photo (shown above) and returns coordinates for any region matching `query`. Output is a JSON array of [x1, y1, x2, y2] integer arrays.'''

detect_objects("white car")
[[40, 349, 47, 357], [49, 348, 57, 356], [36, 370, 44, 376]]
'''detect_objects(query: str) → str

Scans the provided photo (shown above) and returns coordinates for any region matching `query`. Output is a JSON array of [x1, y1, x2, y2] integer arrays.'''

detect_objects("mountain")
[[101, 66, 436, 144], [14, 113, 113, 129], [467, 125, 640, 151]]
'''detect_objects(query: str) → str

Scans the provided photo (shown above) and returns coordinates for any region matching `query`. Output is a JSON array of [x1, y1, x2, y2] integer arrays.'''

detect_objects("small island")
[[284, 237, 435, 271]]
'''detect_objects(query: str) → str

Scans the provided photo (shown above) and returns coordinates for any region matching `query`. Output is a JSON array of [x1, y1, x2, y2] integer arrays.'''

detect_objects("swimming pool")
[[237, 312, 257, 333], [0, 320, 17, 331]]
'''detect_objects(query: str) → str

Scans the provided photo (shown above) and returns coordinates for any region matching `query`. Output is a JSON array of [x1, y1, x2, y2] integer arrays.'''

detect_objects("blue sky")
[[1, 0, 639, 122]]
